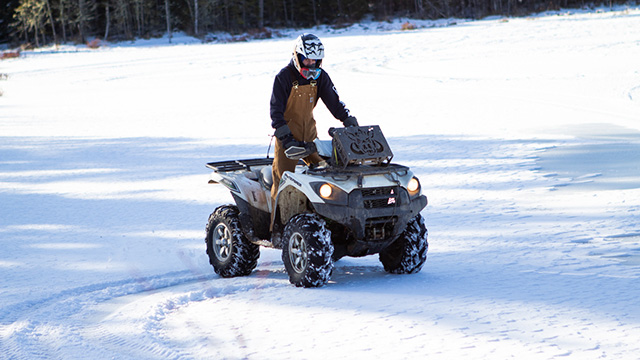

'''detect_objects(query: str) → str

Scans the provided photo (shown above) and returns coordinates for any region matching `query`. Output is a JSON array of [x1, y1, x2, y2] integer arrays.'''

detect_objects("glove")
[[285, 142, 317, 160], [343, 116, 358, 127], [275, 124, 301, 147], [275, 124, 315, 160]]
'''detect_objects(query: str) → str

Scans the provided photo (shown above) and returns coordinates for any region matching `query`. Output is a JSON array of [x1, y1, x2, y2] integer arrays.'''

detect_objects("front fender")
[[274, 172, 315, 227]]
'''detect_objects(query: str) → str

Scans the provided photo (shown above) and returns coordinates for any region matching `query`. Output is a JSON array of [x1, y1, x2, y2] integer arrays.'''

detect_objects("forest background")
[[0, 0, 632, 48]]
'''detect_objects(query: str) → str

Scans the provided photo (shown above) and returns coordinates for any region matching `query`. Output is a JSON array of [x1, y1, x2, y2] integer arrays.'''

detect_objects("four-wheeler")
[[205, 125, 428, 287]]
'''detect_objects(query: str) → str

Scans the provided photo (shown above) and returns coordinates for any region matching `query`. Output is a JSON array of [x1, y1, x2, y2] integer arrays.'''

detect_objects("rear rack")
[[206, 158, 273, 172]]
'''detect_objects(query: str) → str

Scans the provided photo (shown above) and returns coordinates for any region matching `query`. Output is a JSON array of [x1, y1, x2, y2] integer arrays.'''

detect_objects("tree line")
[[0, 0, 627, 47]]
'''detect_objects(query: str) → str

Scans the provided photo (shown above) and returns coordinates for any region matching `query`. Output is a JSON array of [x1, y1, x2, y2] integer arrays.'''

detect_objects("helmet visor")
[[300, 67, 321, 80]]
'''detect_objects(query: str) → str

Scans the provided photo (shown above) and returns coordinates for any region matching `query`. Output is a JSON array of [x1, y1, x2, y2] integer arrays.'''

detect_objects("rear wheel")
[[282, 213, 334, 287], [379, 214, 428, 274], [206, 205, 260, 277]]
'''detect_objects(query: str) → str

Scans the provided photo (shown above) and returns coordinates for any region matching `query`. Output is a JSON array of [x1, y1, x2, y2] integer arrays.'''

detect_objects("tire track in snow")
[[0, 270, 203, 324], [0, 270, 216, 360], [629, 85, 640, 101], [1, 266, 286, 359], [83, 280, 279, 360]]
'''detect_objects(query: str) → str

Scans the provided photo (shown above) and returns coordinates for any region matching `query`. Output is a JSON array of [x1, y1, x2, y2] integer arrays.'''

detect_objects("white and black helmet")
[[293, 33, 324, 80]]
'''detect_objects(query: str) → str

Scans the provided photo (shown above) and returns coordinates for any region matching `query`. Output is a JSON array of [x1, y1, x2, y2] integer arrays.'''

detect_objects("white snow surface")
[[2, 7, 640, 359]]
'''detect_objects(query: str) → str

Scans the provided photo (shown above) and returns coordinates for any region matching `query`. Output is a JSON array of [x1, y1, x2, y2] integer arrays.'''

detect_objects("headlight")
[[311, 182, 348, 205], [319, 183, 333, 199], [407, 177, 420, 195]]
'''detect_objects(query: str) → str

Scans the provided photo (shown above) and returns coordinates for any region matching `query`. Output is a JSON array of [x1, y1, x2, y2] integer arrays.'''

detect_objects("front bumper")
[[313, 186, 427, 242]]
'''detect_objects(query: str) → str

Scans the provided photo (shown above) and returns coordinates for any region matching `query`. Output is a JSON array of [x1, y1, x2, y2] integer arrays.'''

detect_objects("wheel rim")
[[288, 232, 308, 274], [213, 223, 232, 261]]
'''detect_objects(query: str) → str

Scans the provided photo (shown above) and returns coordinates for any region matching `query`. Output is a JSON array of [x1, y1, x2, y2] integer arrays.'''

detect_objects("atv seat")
[[259, 166, 273, 190]]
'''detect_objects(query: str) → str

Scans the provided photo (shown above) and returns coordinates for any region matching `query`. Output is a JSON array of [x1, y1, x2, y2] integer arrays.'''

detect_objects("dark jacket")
[[270, 60, 350, 129]]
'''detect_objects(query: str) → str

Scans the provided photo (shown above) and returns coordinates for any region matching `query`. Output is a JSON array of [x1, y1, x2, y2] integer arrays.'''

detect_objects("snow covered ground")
[[1, 6, 640, 359]]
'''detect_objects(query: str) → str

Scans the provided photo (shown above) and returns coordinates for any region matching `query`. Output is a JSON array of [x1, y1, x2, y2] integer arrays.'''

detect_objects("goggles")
[[300, 67, 321, 80]]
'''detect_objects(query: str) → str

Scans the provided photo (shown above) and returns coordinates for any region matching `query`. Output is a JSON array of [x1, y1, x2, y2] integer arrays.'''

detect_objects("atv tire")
[[282, 213, 334, 287], [206, 205, 260, 277], [379, 214, 428, 274]]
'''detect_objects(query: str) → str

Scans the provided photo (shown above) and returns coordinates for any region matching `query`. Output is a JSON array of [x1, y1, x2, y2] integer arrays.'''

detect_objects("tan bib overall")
[[271, 80, 323, 205]]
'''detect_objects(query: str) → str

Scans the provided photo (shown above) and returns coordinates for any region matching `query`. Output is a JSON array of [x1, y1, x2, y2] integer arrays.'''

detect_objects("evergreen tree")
[[3, 0, 629, 47]]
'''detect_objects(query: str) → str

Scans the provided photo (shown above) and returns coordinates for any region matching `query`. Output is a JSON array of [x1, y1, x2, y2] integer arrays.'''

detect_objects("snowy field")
[[1, 6, 640, 359]]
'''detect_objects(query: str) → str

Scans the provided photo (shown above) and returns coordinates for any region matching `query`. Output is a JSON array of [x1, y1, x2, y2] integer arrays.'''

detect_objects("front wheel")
[[205, 205, 260, 277], [282, 213, 334, 287], [379, 214, 428, 274]]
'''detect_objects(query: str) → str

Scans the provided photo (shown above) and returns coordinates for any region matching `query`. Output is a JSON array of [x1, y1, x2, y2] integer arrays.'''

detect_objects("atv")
[[205, 125, 428, 287]]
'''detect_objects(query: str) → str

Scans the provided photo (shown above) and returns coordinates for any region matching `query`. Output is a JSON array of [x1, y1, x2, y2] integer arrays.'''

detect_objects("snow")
[[1, 6, 640, 359]]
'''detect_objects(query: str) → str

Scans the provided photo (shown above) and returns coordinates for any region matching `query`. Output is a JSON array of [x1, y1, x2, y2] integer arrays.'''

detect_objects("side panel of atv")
[[232, 194, 272, 241], [207, 159, 275, 244]]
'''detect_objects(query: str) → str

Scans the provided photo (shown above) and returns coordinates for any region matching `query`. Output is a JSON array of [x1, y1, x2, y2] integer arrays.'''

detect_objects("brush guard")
[[329, 125, 393, 169]]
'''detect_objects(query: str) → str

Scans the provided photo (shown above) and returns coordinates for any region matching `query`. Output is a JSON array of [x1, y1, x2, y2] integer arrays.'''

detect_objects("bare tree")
[[77, 0, 86, 41], [132, 0, 144, 37], [282, 0, 288, 26], [194, 0, 199, 35], [104, 0, 110, 39], [164, 0, 171, 42], [311, 0, 316, 25], [58, 0, 68, 42], [113, 0, 132, 39], [45, 0, 57, 43]]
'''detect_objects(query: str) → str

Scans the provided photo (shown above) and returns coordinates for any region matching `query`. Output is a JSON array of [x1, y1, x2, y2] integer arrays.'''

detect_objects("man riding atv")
[[270, 33, 358, 204], [204, 35, 428, 288]]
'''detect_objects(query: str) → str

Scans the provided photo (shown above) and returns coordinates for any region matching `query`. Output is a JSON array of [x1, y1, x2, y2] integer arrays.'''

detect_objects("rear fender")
[[210, 172, 271, 213]]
